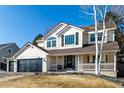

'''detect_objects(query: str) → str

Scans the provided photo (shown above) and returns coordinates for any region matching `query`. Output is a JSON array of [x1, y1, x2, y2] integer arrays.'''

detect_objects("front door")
[[64, 55, 75, 69]]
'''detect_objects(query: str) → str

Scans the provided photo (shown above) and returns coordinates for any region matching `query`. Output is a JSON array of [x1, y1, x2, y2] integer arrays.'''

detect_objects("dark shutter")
[[17, 60, 19, 72], [61, 35, 64, 46], [76, 32, 79, 45]]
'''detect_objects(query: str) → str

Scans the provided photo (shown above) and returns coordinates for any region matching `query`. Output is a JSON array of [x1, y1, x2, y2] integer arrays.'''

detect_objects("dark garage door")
[[17, 58, 42, 72], [1, 63, 6, 71]]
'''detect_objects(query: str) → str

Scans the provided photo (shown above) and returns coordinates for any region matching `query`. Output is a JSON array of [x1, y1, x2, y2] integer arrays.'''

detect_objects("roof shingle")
[[82, 22, 116, 32], [48, 41, 119, 55]]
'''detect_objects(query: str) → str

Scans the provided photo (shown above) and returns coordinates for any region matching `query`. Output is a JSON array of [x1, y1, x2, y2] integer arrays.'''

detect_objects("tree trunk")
[[98, 6, 107, 74], [98, 20, 106, 74], [93, 5, 99, 75]]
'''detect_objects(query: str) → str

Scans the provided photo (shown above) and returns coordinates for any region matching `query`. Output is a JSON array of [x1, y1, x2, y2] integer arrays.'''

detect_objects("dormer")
[[82, 22, 116, 45], [37, 23, 84, 50]]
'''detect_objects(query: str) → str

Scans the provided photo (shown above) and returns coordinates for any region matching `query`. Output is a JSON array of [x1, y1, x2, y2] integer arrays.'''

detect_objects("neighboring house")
[[9, 22, 119, 77], [0, 43, 19, 71]]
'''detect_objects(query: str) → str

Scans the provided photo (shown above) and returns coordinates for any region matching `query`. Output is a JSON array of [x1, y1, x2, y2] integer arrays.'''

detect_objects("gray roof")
[[48, 41, 120, 56], [0, 43, 15, 49]]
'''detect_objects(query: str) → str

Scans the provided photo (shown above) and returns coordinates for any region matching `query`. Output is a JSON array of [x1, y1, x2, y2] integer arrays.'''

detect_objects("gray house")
[[0, 43, 19, 71]]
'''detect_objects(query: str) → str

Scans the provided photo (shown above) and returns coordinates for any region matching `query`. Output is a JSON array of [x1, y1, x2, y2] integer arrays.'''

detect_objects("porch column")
[[114, 53, 117, 72], [6, 59, 9, 72], [14, 60, 17, 72], [80, 55, 83, 71], [77, 55, 80, 71], [56, 56, 58, 71]]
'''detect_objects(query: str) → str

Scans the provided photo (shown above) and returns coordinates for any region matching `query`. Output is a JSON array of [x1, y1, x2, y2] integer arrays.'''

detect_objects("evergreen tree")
[[106, 11, 124, 48], [32, 34, 43, 46]]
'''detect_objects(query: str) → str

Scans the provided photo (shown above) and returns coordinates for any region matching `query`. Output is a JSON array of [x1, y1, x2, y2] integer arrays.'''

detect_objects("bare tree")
[[81, 5, 99, 75], [98, 6, 108, 74], [81, 5, 108, 75], [93, 6, 99, 75]]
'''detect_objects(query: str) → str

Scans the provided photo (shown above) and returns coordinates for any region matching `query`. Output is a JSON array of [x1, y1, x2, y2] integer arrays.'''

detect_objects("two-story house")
[[9, 22, 119, 77], [0, 43, 19, 71]]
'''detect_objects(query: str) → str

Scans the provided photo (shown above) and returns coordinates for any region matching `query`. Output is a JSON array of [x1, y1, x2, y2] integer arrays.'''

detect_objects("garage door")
[[0, 63, 6, 71], [17, 58, 42, 72]]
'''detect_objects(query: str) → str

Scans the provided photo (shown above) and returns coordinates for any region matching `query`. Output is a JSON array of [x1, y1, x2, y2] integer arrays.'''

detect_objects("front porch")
[[47, 52, 117, 73]]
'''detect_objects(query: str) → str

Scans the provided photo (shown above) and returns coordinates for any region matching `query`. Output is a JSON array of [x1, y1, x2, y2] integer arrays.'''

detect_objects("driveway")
[[0, 71, 33, 82]]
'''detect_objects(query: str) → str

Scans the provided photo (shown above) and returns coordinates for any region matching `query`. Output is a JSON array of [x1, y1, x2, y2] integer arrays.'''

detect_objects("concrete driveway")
[[0, 71, 34, 82]]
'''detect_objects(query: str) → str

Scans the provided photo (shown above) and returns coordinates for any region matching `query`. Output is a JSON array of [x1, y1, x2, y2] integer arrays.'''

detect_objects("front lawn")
[[0, 74, 120, 88]]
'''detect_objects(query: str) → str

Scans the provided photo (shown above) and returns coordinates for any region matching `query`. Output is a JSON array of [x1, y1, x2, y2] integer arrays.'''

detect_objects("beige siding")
[[58, 56, 64, 68], [83, 54, 89, 63], [47, 56, 56, 71], [109, 52, 115, 63], [83, 32, 88, 45]]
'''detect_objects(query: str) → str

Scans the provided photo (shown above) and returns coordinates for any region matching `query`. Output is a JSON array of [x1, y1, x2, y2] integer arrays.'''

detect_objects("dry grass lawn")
[[0, 74, 120, 88]]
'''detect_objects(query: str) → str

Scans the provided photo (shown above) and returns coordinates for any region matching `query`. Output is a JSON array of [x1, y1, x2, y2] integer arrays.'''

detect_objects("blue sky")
[[0, 5, 108, 47]]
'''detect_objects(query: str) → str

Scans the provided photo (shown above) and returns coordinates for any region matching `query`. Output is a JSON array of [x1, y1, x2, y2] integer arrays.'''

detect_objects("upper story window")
[[90, 34, 95, 42], [90, 32, 103, 42], [47, 37, 56, 48], [8, 48, 12, 54], [65, 35, 74, 45], [98, 32, 103, 41]]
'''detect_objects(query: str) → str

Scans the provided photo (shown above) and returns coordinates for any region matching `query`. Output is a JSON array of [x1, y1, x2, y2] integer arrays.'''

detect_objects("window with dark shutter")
[[61, 35, 64, 46], [65, 35, 74, 45], [76, 32, 79, 45]]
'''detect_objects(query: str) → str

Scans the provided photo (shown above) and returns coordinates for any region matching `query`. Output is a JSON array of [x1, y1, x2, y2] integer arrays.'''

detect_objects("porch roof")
[[48, 41, 120, 56]]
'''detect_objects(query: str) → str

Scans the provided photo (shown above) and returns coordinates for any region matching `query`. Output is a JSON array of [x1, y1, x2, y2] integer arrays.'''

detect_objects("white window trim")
[[47, 38, 56, 48], [88, 30, 107, 44], [64, 34, 75, 46]]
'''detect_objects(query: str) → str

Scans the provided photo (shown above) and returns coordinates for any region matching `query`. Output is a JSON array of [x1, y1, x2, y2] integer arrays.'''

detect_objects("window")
[[47, 37, 56, 48], [90, 32, 103, 42], [90, 34, 95, 42], [98, 32, 103, 41], [52, 40, 56, 47], [47, 41, 51, 48], [75, 32, 79, 45], [8, 48, 12, 54], [65, 35, 74, 45]]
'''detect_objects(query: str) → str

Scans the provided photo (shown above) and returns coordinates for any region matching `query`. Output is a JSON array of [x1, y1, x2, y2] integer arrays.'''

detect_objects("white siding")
[[16, 46, 47, 59], [15, 45, 48, 72], [45, 27, 83, 50], [37, 41, 44, 48], [44, 24, 67, 49], [38, 23, 115, 49], [59, 27, 83, 49]]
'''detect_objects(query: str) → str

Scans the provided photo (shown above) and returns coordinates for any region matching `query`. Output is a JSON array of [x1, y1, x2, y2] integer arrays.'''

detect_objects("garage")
[[17, 58, 42, 72], [12, 43, 48, 73]]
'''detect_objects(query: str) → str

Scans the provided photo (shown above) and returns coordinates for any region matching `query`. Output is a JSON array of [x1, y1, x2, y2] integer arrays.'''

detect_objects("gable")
[[43, 23, 68, 40], [13, 43, 49, 59], [57, 25, 84, 36]]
